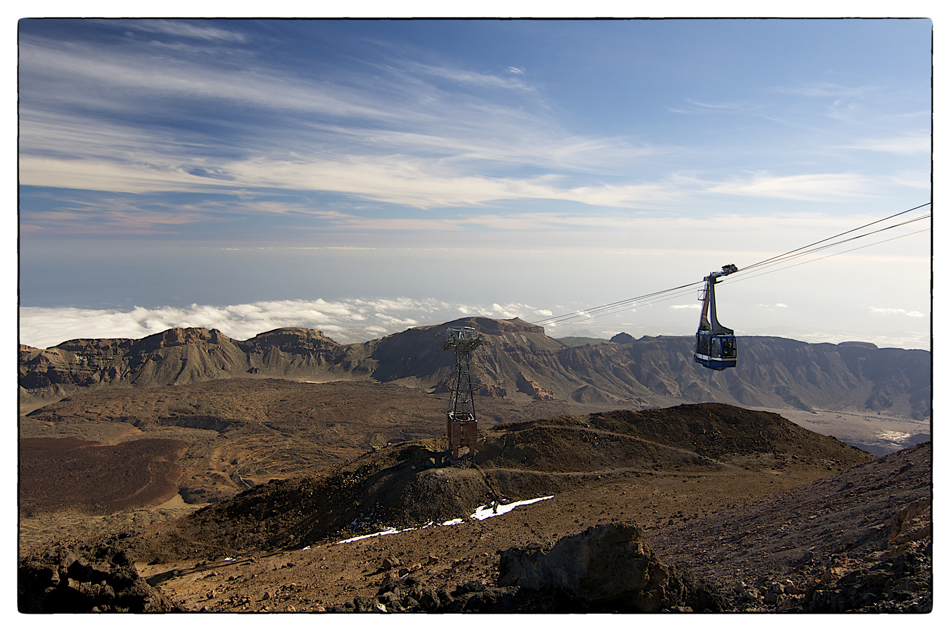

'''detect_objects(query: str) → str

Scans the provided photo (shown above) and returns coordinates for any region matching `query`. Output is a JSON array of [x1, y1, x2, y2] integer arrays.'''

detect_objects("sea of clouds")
[[18, 298, 559, 349], [18, 298, 930, 351]]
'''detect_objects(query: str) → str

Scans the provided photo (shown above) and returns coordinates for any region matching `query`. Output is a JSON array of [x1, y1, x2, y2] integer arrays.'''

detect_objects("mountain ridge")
[[19, 317, 930, 419]]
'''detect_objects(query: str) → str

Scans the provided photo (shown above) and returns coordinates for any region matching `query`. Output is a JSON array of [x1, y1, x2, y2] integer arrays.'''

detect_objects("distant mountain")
[[19, 317, 931, 419], [555, 336, 609, 347], [18, 327, 354, 405]]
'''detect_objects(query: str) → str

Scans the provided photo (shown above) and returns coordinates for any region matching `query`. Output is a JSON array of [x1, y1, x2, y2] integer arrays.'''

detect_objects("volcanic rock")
[[646, 442, 932, 612], [497, 522, 725, 612], [609, 332, 636, 344], [570, 384, 623, 405], [516, 373, 556, 400], [18, 541, 180, 613]]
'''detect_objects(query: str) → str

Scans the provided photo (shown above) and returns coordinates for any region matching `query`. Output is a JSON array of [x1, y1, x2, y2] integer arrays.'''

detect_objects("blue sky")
[[17, 18, 933, 349]]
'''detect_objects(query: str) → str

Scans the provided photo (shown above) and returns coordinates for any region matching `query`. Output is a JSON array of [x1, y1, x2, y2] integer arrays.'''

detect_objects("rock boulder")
[[18, 542, 180, 613], [497, 521, 725, 612]]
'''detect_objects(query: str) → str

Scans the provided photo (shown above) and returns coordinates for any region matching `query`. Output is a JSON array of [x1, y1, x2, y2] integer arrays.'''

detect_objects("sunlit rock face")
[[19, 319, 931, 422]]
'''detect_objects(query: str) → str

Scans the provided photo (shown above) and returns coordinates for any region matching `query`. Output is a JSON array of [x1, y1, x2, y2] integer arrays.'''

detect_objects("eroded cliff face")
[[19, 320, 930, 420], [18, 327, 350, 406], [551, 335, 930, 419]]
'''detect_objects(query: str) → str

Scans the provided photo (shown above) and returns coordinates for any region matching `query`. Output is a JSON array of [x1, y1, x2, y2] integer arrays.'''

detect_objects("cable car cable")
[[724, 226, 930, 286], [530, 202, 930, 327], [538, 285, 703, 325], [738, 203, 930, 273], [533, 280, 704, 325], [730, 213, 930, 278]]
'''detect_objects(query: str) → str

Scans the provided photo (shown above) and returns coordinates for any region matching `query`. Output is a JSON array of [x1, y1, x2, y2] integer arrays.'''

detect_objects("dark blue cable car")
[[695, 264, 738, 370]]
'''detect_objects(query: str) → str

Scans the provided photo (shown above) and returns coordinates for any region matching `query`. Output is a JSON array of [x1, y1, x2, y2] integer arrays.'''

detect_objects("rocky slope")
[[18, 406, 929, 614], [647, 441, 932, 612], [292, 442, 933, 614], [19, 317, 931, 420], [18, 377, 589, 516], [105, 403, 875, 565]]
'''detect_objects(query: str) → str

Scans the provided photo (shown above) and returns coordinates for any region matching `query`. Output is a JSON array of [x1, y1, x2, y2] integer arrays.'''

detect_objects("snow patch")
[[336, 527, 406, 544], [334, 495, 554, 544], [470, 496, 554, 521]]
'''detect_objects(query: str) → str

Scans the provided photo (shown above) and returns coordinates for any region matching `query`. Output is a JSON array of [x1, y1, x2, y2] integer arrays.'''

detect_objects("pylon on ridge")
[[442, 326, 481, 460]]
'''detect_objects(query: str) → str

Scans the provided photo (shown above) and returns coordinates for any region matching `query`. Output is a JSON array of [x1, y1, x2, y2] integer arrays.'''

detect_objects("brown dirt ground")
[[20, 378, 609, 499], [105, 405, 877, 612], [19, 437, 189, 515], [17, 379, 929, 613], [135, 462, 872, 612], [17, 377, 656, 554]]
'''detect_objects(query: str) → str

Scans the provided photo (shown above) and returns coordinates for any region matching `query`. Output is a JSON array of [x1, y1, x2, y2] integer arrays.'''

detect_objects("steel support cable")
[[738, 202, 930, 273], [564, 222, 928, 323], [530, 204, 930, 327], [539, 285, 703, 325], [575, 286, 704, 322], [535, 286, 697, 324], [724, 227, 930, 286], [546, 280, 702, 318], [536, 291, 700, 325], [534, 280, 704, 325], [579, 224, 928, 323], [730, 213, 930, 279]]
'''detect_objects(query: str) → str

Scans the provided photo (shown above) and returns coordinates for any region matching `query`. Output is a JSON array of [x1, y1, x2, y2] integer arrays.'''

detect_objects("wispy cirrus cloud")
[[22, 184, 931, 247], [18, 28, 671, 209], [708, 172, 870, 200], [886, 171, 931, 190], [19, 152, 688, 210], [20, 208, 210, 236], [18, 37, 398, 122], [18, 20, 931, 244], [772, 81, 873, 99], [844, 135, 931, 155], [674, 98, 759, 114], [404, 60, 533, 91], [122, 19, 251, 42]]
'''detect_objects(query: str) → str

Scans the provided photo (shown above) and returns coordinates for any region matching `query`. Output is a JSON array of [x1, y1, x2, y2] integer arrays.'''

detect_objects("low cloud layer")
[[19, 297, 931, 352], [870, 307, 926, 318], [18, 299, 555, 349]]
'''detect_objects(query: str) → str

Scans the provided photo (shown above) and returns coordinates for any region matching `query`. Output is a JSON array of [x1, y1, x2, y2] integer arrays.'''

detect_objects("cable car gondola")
[[695, 264, 738, 370]]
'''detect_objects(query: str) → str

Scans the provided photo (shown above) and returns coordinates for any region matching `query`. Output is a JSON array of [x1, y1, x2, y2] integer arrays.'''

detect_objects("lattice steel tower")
[[442, 326, 482, 459]]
